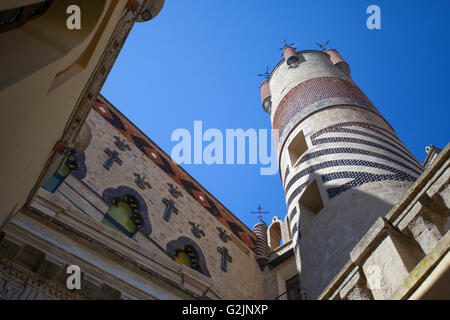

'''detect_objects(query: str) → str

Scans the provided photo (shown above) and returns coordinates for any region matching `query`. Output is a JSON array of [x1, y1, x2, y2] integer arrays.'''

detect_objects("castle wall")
[[50, 96, 265, 299]]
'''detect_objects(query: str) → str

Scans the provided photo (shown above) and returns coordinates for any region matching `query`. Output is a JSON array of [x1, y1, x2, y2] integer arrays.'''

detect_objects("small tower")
[[260, 44, 423, 299], [253, 222, 269, 271]]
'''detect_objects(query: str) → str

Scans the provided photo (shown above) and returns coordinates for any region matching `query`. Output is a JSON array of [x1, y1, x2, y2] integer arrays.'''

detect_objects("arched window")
[[174, 245, 202, 273], [268, 218, 282, 250], [42, 149, 78, 193], [166, 236, 211, 277], [102, 195, 143, 238], [102, 186, 152, 237]]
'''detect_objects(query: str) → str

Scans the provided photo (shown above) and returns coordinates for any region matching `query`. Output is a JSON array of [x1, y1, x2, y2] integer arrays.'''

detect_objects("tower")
[[260, 45, 424, 299]]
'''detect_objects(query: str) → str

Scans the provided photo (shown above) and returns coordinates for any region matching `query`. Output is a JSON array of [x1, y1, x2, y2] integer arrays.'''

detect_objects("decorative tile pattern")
[[93, 97, 257, 251], [273, 77, 375, 135], [322, 171, 416, 199], [312, 137, 421, 171], [252, 223, 268, 258], [286, 159, 417, 206], [311, 121, 399, 145], [285, 122, 422, 250], [291, 223, 298, 237], [289, 207, 297, 223], [283, 121, 422, 208], [293, 147, 422, 176], [311, 121, 421, 168]]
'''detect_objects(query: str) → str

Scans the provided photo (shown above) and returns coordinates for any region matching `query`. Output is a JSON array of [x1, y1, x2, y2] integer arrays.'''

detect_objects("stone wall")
[[50, 96, 265, 299]]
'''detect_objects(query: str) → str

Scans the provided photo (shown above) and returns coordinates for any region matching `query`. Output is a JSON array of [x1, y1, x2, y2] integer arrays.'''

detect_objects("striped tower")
[[260, 46, 424, 299], [253, 222, 269, 271]]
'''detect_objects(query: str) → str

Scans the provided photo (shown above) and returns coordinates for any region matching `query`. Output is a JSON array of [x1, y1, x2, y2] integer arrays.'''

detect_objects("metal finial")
[[316, 40, 330, 52], [257, 66, 270, 80], [279, 39, 296, 51], [250, 204, 270, 224]]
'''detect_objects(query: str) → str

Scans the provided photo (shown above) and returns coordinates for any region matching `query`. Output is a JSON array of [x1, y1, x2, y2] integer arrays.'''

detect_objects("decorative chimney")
[[253, 222, 269, 271]]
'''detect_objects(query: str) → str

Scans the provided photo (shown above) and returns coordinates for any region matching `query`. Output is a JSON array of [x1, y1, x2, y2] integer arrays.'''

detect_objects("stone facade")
[[0, 94, 265, 300]]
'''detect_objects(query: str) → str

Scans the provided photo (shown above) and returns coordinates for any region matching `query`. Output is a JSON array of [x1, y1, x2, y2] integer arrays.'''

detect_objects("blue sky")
[[101, 0, 450, 230]]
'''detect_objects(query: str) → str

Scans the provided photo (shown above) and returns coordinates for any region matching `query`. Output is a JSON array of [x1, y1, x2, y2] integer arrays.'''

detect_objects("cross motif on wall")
[[103, 148, 122, 170], [189, 221, 205, 239], [216, 227, 231, 243], [113, 135, 131, 152], [167, 183, 183, 198], [217, 247, 233, 272], [134, 173, 151, 190], [162, 198, 178, 221]]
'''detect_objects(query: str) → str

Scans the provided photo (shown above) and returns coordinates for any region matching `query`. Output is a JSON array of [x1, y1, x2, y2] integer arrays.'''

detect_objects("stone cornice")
[[15, 190, 220, 299]]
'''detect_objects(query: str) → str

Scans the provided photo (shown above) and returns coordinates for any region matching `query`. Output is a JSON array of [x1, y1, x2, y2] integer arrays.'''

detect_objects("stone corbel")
[[350, 217, 391, 266], [338, 266, 373, 300], [349, 217, 426, 299], [398, 191, 449, 255]]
